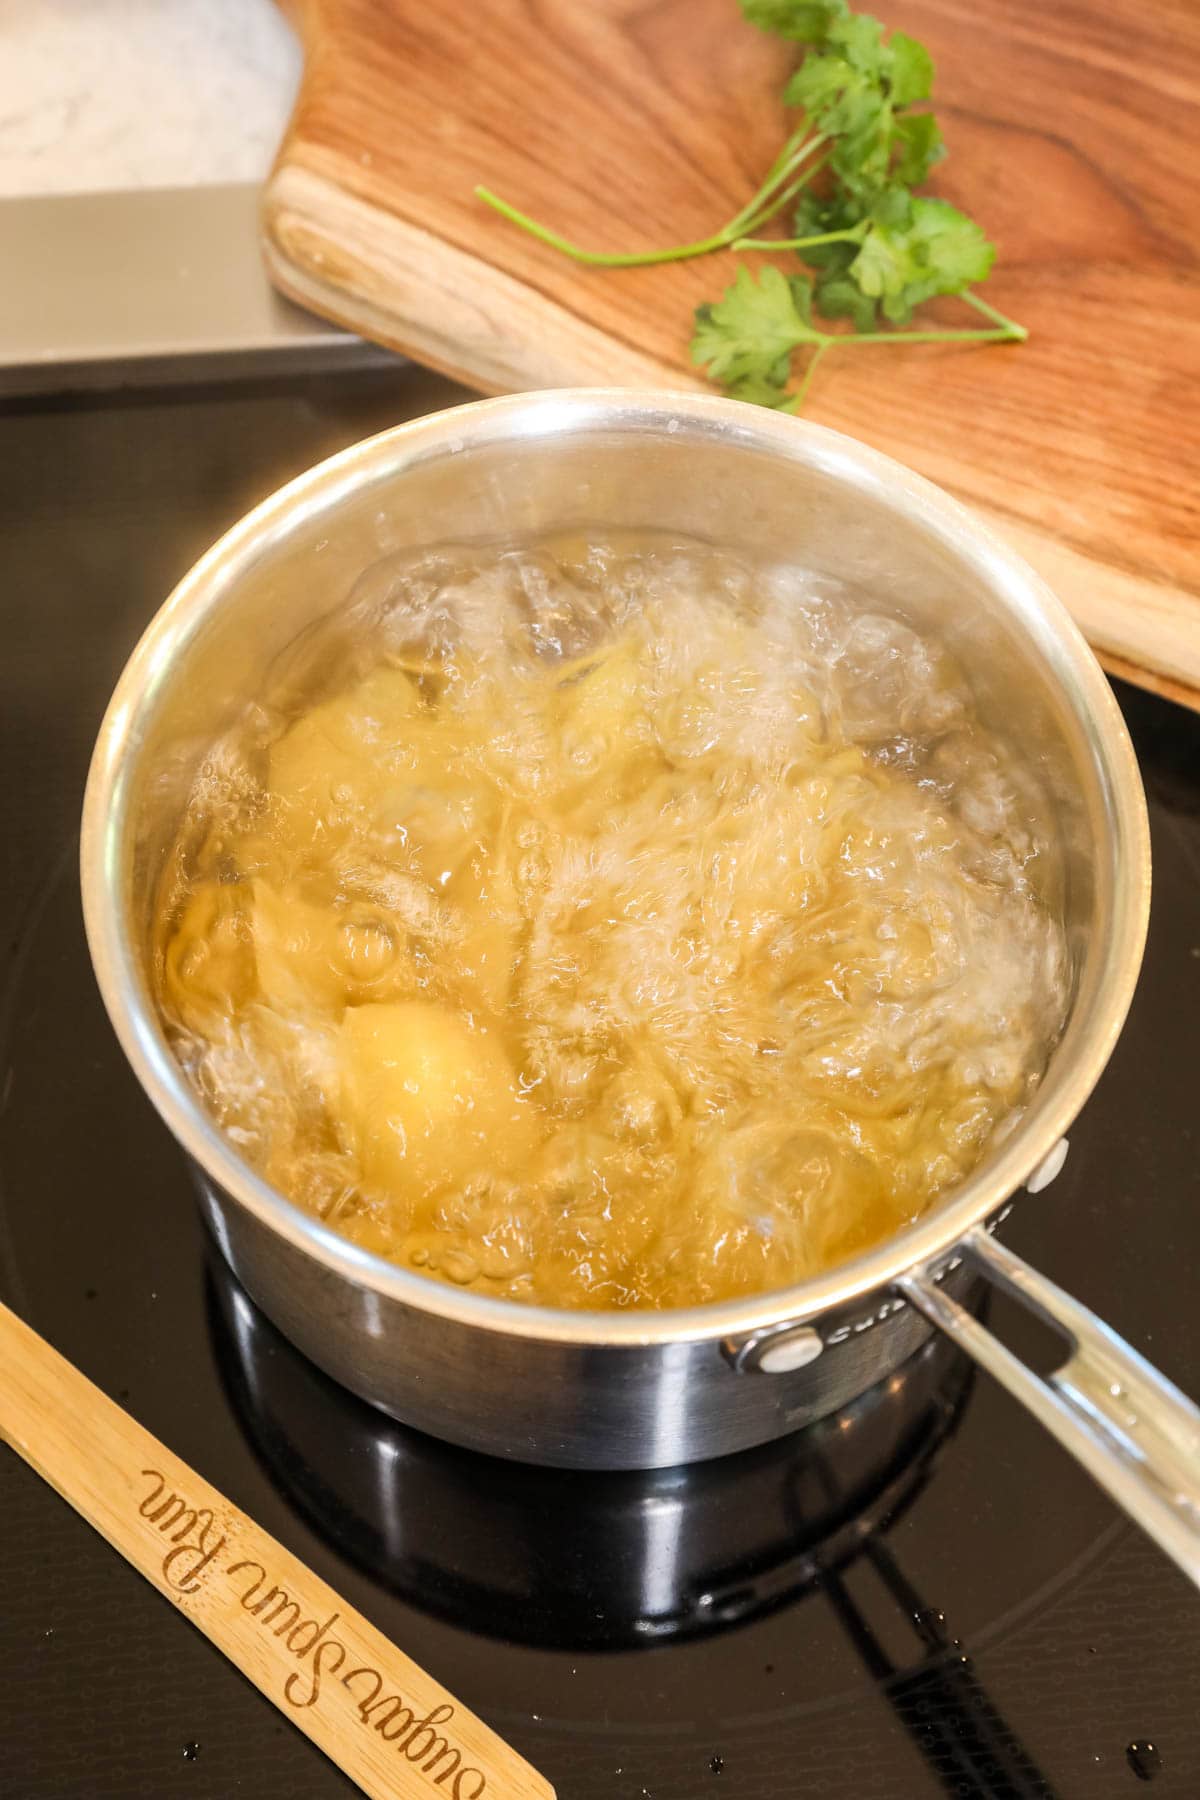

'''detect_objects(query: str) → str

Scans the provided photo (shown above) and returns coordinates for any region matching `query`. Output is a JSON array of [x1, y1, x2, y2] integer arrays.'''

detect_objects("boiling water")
[[156, 540, 1067, 1309]]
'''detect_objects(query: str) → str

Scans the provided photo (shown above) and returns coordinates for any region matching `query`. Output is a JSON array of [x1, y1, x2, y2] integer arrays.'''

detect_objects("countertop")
[[0, 0, 299, 198], [0, 1, 391, 393]]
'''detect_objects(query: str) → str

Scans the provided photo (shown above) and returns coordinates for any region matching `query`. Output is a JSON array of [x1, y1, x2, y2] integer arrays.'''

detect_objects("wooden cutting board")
[[263, 0, 1200, 710]]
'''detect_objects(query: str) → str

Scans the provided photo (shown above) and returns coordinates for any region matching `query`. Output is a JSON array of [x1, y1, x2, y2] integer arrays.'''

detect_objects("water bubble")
[[518, 850, 549, 891], [439, 1248, 479, 1286]]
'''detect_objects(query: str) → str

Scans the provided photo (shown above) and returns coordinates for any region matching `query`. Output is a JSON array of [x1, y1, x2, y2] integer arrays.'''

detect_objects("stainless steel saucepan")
[[80, 390, 1200, 1589]]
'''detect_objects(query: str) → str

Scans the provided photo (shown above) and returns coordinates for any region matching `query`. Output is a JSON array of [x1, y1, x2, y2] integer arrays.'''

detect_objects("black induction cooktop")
[[2, 366, 1198, 1800]]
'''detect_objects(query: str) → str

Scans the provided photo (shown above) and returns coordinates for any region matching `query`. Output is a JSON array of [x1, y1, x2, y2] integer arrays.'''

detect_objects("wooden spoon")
[[0, 1300, 554, 1800]]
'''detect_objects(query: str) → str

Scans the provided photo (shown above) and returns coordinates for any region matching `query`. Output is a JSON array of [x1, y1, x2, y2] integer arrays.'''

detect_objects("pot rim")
[[80, 388, 1151, 1350]]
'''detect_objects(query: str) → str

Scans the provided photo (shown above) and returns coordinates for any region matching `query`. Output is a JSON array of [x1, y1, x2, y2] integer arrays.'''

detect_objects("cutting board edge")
[[262, 164, 693, 398], [977, 506, 1200, 704], [1096, 652, 1200, 713]]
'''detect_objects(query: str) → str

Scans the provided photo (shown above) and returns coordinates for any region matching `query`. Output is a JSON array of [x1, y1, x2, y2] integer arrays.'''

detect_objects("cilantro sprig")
[[475, 0, 1025, 408]]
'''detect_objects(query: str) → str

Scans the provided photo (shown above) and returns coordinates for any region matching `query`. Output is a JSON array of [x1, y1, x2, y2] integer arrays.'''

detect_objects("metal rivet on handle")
[[723, 1323, 824, 1374], [758, 1328, 825, 1373]]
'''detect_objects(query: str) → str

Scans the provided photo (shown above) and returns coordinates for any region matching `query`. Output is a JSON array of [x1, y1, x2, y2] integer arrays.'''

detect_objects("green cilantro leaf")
[[830, 94, 894, 195], [787, 271, 816, 323], [850, 197, 995, 321], [783, 29, 932, 203], [826, 12, 889, 76], [813, 272, 879, 330], [892, 112, 945, 186], [850, 214, 920, 302], [869, 182, 912, 227], [788, 189, 865, 272], [784, 53, 865, 128], [738, 0, 849, 42], [888, 32, 934, 105], [727, 372, 801, 409], [691, 266, 819, 387]]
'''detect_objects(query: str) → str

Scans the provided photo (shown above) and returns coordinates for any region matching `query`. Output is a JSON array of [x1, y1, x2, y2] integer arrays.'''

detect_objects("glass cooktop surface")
[[1, 367, 1197, 1800]]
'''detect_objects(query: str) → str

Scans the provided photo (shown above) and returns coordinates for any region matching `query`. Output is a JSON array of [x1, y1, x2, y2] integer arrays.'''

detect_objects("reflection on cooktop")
[[212, 1259, 1068, 1797], [210, 1255, 977, 1652]]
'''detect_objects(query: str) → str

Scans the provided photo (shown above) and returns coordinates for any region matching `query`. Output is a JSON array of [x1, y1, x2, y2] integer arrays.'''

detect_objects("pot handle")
[[897, 1225, 1200, 1589]]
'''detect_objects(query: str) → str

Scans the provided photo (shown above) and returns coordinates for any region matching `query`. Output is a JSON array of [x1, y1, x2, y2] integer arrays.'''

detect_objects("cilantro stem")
[[824, 324, 1024, 347], [731, 154, 831, 241], [723, 130, 822, 234], [792, 343, 829, 407], [773, 316, 1024, 409], [961, 289, 1028, 341], [474, 135, 827, 270], [473, 188, 738, 266], [726, 136, 826, 232], [731, 223, 865, 253]]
